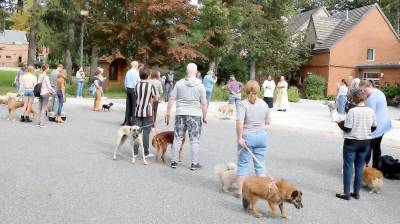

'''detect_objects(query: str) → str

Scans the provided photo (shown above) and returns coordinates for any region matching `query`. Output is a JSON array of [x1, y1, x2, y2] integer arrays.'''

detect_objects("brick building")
[[0, 30, 28, 67], [296, 4, 400, 95]]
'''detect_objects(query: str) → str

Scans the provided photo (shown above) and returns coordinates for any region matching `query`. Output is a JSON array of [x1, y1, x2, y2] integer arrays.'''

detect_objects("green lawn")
[[0, 70, 18, 95]]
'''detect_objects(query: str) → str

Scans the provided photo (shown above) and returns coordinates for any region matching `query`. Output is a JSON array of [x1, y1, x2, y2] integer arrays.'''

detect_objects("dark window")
[[6, 56, 11, 59], [367, 48, 375, 61], [109, 61, 118, 81], [18, 56, 22, 63]]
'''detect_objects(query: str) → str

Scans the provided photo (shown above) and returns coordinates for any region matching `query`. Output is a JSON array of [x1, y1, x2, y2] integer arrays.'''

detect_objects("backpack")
[[89, 84, 96, 97], [33, 76, 45, 97], [377, 155, 400, 179]]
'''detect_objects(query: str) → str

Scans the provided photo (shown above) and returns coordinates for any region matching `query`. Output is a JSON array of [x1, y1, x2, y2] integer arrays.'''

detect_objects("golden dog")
[[242, 176, 303, 219]]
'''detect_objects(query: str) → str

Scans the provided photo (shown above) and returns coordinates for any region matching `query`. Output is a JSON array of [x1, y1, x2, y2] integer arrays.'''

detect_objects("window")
[[363, 72, 380, 87], [6, 56, 11, 60], [109, 61, 118, 81], [367, 48, 375, 61]]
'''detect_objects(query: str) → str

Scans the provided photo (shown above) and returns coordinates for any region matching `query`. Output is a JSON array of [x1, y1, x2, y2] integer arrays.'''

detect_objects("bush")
[[212, 85, 230, 101], [303, 74, 327, 100], [288, 86, 300, 102], [381, 86, 400, 107]]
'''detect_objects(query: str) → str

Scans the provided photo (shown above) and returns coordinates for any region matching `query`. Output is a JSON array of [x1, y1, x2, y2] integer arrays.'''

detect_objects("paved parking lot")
[[0, 101, 399, 223]]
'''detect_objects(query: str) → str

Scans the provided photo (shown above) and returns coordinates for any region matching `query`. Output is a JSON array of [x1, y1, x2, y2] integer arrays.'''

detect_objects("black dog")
[[377, 155, 400, 179], [102, 103, 114, 111]]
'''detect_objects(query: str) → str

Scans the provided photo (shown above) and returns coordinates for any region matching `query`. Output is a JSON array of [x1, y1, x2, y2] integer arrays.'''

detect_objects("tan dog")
[[242, 176, 303, 219], [218, 104, 235, 116], [363, 166, 384, 193], [113, 126, 148, 165], [214, 162, 237, 192], [151, 131, 185, 163], [2, 93, 36, 121]]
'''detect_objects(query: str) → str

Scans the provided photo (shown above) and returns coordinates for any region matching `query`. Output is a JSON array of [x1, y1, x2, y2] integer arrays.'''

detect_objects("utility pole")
[[80, 10, 89, 69]]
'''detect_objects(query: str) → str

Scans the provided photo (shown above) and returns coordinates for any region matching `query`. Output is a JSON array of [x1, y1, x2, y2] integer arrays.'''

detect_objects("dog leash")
[[238, 145, 277, 193]]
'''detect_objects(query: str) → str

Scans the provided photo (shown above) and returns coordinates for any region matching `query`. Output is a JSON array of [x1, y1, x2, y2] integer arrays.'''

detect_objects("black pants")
[[263, 97, 273, 108], [365, 135, 384, 168], [123, 88, 136, 125]]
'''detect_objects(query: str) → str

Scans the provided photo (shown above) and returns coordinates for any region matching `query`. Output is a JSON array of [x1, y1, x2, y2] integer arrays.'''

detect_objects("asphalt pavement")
[[0, 101, 399, 224]]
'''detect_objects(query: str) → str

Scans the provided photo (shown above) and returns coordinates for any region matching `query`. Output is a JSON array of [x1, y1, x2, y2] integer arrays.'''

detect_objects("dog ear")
[[291, 190, 299, 199]]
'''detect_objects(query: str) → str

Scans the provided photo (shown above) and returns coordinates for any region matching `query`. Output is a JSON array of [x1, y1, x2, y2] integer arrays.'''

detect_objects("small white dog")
[[113, 125, 148, 165], [214, 162, 237, 192]]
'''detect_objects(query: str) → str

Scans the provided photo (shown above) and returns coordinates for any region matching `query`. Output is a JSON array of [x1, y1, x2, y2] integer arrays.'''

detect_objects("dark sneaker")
[[170, 161, 178, 169], [190, 163, 202, 170], [335, 193, 351, 200], [20, 116, 25, 122], [25, 116, 32, 122], [351, 192, 360, 200]]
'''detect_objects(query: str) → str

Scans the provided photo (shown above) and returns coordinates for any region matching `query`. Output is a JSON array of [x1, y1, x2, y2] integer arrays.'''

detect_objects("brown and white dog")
[[113, 126, 148, 165], [363, 166, 384, 193], [1, 93, 36, 121], [218, 103, 235, 116], [214, 162, 237, 192], [242, 176, 303, 219], [151, 131, 185, 163]]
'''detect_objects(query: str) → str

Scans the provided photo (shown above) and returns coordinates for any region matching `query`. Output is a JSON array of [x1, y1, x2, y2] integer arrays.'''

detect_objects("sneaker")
[[20, 116, 25, 122], [170, 161, 178, 169], [133, 154, 138, 158], [39, 125, 47, 128], [335, 193, 351, 200], [350, 192, 360, 200], [145, 153, 154, 158], [190, 163, 202, 170], [25, 116, 32, 122]]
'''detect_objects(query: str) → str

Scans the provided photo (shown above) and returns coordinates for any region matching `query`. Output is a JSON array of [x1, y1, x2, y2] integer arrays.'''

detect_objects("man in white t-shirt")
[[262, 75, 275, 108]]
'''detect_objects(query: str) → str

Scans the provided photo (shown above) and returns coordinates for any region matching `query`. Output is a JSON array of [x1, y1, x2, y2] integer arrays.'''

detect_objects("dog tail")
[[214, 163, 226, 175]]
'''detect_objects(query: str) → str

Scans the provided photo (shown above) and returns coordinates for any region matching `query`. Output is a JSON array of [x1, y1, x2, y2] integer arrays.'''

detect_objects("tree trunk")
[[209, 59, 216, 72], [90, 46, 99, 79], [250, 59, 256, 80], [65, 23, 75, 81], [65, 49, 72, 80], [27, 27, 36, 66]]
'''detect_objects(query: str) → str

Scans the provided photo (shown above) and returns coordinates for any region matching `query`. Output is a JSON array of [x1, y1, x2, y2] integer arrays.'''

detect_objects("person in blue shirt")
[[359, 80, 392, 168], [203, 70, 218, 105], [122, 61, 140, 126]]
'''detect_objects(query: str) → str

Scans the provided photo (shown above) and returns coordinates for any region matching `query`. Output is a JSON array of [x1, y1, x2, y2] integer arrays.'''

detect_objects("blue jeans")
[[342, 139, 371, 194], [229, 95, 241, 107], [206, 90, 212, 105], [237, 130, 267, 176], [57, 90, 63, 115], [337, 95, 347, 114], [76, 80, 84, 97]]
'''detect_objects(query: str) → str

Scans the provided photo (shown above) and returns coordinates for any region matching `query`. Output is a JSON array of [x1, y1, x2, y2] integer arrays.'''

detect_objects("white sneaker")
[[145, 153, 154, 158]]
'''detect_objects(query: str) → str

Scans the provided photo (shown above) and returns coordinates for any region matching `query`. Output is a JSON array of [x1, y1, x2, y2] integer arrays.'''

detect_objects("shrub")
[[381, 86, 400, 107], [303, 74, 327, 100], [287, 86, 300, 102], [212, 85, 230, 101], [326, 95, 336, 101]]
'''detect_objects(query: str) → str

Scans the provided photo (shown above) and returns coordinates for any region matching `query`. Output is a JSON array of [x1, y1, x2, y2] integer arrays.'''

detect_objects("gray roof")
[[356, 63, 400, 69], [312, 4, 376, 51], [288, 7, 325, 33], [312, 17, 341, 44], [0, 30, 28, 45]]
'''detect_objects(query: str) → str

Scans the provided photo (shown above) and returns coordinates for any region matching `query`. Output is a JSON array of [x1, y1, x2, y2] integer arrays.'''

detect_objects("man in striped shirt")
[[134, 68, 158, 157]]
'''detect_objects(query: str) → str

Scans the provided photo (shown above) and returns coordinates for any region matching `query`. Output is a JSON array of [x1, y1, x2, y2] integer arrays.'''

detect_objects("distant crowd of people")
[[14, 64, 67, 127]]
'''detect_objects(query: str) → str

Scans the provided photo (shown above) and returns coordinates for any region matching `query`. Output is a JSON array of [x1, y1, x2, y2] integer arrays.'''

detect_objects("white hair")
[[186, 63, 197, 76], [351, 78, 361, 88], [131, 61, 139, 68]]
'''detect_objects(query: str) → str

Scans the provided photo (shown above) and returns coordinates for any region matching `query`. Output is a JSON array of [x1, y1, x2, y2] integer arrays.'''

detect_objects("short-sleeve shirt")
[[135, 81, 156, 117], [344, 106, 377, 140], [237, 99, 271, 133]]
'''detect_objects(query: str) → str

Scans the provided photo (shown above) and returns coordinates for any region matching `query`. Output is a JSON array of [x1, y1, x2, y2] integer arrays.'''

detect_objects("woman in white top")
[[37, 64, 55, 127], [337, 79, 349, 114], [262, 75, 276, 108], [275, 76, 289, 112], [149, 70, 163, 128], [19, 65, 37, 122], [76, 67, 85, 98]]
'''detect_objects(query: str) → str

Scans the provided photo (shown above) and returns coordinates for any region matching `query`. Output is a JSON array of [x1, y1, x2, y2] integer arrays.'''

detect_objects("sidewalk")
[[66, 97, 400, 147]]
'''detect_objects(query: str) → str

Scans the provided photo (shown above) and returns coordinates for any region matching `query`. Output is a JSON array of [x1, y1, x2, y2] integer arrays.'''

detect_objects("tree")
[[88, 0, 204, 66], [195, 0, 241, 71]]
